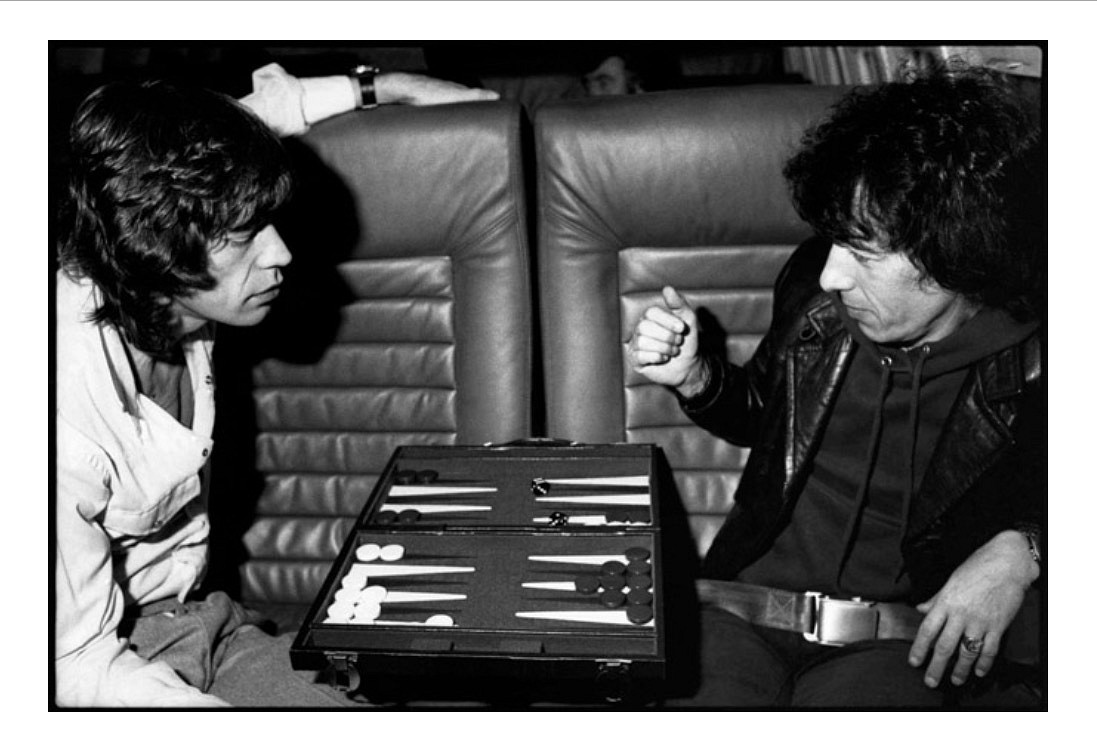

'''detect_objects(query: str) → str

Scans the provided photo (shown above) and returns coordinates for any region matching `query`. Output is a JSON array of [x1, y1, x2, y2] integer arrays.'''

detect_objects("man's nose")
[[819, 243, 854, 293], [257, 226, 292, 268]]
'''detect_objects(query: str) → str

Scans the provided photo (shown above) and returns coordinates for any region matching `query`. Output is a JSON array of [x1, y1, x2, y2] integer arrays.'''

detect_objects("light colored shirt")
[[55, 272, 220, 706], [240, 62, 357, 137], [53, 65, 355, 707]]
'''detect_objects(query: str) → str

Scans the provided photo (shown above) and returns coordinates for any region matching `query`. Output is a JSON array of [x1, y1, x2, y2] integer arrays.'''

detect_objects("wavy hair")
[[784, 61, 1043, 319], [58, 80, 293, 355]]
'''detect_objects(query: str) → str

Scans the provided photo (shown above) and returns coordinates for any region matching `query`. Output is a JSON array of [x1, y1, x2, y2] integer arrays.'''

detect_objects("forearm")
[[375, 71, 421, 105], [56, 634, 227, 707], [301, 70, 480, 115], [242, 64, 498, 137], [55, 533, 224, 706], [673, 353, 711, 401], [55, 516, 225, 707], [300, 74, 358, 125], [239, 64, 350, 136], [55, 446, 224, 707], [678, 354, 766, 446]]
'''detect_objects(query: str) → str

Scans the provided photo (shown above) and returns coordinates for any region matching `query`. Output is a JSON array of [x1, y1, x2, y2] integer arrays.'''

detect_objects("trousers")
[[662, 606, 1043, 708], [122, 591, 366, 707]]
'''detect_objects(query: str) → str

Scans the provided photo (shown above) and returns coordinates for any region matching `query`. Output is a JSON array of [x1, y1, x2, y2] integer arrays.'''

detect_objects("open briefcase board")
[[290, 442, 666, 704]]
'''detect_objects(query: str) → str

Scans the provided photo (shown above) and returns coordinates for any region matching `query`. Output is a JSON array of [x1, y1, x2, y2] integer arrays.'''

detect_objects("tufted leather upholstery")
[[207, 101, 533, 627], [534, 85, 849, 560]]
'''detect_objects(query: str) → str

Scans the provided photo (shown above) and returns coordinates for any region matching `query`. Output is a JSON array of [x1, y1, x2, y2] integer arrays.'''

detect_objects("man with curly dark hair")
[[627, 62, 1044, 707], [54, 67, 496, 707]]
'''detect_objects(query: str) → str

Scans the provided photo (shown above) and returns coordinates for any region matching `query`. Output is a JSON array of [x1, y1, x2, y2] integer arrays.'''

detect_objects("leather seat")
[[207, 101, 533, 628], [534, 85, 848, 559]]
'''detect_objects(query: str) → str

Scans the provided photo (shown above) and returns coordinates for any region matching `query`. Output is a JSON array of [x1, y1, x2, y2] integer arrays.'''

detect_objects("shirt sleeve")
[[54, 418, 227, 707], [239, 62, 357, 137]]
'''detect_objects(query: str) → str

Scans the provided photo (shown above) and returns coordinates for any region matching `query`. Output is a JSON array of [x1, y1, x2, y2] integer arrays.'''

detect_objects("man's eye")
[[216, 234, 252, 253]]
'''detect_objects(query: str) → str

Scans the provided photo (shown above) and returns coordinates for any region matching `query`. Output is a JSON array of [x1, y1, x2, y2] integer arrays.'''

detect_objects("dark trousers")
[[663, 606, 1042, 708]]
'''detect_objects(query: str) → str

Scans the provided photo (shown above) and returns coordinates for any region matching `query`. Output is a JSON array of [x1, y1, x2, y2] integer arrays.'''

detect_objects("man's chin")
[[857, 324, 908, 347], [852, 320, 881, 340], [222, 308, 274, 328]]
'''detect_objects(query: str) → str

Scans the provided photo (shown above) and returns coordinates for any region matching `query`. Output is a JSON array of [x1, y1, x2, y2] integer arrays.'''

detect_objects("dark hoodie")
[[737, 297, 1039, 603]]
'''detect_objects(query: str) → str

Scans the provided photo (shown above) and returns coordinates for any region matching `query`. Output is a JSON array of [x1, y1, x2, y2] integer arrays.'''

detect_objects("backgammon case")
[[290, 442, 668, 704]]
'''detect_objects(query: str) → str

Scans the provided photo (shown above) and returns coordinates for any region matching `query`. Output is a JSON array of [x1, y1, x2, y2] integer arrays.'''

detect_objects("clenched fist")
[[625, 286, 708, 398]]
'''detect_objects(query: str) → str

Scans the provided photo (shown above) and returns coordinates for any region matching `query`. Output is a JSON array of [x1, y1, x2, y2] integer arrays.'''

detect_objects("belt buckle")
[[803, 592, 879, 647]]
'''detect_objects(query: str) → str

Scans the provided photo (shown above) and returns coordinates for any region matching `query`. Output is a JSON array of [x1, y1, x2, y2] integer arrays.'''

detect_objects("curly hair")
[[58, 80, 294, 356], [783, 60, 1043, 319]]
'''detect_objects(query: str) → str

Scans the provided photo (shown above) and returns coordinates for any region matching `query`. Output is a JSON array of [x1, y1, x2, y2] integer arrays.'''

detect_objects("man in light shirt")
[[54, 64, 495, 707]]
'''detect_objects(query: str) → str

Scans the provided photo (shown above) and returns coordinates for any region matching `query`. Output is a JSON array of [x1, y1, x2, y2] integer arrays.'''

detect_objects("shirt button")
[[201, 448, 209, 457]]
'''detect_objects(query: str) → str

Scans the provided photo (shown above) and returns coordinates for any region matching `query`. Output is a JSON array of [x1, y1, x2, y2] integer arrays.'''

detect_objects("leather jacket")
[[684, 238, 1045, 605]]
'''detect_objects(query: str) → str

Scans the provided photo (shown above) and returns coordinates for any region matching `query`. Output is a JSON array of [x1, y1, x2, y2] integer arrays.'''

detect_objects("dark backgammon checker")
[[290, 443, 666, 704]]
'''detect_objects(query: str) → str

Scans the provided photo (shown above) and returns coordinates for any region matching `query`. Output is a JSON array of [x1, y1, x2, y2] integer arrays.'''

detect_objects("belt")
[[124, 597, 189, 619], [695, 579, 924, 647]]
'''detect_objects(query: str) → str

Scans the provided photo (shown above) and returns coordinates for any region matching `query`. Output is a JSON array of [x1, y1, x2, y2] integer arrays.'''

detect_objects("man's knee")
[[792, 640, 946, 708]]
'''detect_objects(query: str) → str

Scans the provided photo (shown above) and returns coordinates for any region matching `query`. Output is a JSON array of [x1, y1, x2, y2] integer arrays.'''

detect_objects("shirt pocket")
[[101, 472, 203, 538], [100, 398, 211, 539]]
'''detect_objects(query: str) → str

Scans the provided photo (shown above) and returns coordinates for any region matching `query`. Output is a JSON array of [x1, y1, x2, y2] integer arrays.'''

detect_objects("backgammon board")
[[290, 442, 666, 704]]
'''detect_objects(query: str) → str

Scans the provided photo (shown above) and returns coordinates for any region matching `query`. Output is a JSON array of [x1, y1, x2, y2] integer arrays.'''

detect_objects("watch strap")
[[350, 64, 379, 109]]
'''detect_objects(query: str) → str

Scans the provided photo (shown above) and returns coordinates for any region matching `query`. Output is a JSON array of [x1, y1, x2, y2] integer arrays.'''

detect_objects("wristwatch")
[[350, 64, 380, 109]]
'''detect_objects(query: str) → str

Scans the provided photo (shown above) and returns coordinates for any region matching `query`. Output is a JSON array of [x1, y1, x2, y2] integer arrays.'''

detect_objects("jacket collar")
[[785, 293, 855, 500], [907, 334, 1041, 538], [791, 289, 1040, 541], [804, 293, 847, 342]]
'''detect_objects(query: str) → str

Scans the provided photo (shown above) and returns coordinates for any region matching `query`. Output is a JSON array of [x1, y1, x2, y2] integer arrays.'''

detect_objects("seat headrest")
[[536, 85, 850, 246]]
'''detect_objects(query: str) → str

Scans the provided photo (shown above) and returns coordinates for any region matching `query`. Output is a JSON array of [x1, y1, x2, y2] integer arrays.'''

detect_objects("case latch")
[[595, 659, 633, 703], [328, 652, 361, 693]]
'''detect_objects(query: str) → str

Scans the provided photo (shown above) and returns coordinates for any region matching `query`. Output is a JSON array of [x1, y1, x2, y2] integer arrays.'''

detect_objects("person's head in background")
[[581, 47, 677, 97], [584, 55, 644, 96]]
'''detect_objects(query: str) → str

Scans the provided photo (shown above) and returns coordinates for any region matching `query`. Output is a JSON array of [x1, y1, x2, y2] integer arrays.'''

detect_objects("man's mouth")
[[841, 298, 867, 316], [253, 285, 282, 301]]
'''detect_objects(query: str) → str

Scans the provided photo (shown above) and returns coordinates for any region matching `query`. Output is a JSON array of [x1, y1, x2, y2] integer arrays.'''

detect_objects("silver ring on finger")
[[960, 635, 984, 655]]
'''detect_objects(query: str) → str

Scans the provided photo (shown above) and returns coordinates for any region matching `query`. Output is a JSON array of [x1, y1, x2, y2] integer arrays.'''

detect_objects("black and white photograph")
[[36, 1, 1069, 731]]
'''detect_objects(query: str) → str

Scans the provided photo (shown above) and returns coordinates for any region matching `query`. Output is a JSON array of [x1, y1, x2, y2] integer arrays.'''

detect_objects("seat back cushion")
[[535, 85, 847, 558]]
